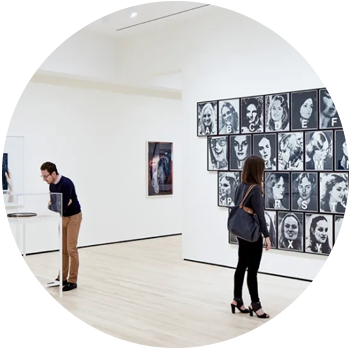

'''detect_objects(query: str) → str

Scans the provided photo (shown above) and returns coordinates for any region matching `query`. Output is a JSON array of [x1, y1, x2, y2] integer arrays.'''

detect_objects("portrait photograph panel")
[[291, 89, 318, 131], [241, 96, 264, 134], [218, 172, 240, 207], [265, 93, 290, 132], [197, 101, 218, 136], [334, 215, 344, 245], [319, 89, 342, 129], [305, 130, 333, 171], [264, 210, 277, 249], [277, 132, 304, 171], [319, 172, 348, 214], [305, 214, 333, 255], [208, 136, 229, 171], [253, 134, 276, 170], [278, 212, 304, 252], [291, 172, 318, 212], [265, 172, 290, 210], [335, 130, 349, 170], [148, 142, 173, 196], [218, 99, 240, 135], [229, 134, 252, 170]]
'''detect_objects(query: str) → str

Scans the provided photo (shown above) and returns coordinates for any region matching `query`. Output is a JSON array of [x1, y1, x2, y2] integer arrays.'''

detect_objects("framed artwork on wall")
[[241, 96, 264, 133], [305, 130, 333, 171], [197, 101, 218, 137], [334, 215, 344, 244], [147, 142, 173, 196], [208, 136, 229, 171], [319, 89, 342, 129], [265, 172, 290, 210], [265, 93, 290, 132], [218, 171, 240, 207], [197, 87, 348, 258], [305, 213, 333, 255], [335, 130, 348, 170], [229, 134, 251, 170], [277, 132, 304, 171], [291, 89, 318, 131], [253, 134, 276, 170], [291, 172, 318, 212], [277, 212, 304, 252], [319, 172, 348, 214], [218, 99, 240, 135]]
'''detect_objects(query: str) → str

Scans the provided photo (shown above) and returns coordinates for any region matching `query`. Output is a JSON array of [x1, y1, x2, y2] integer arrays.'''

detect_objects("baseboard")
[[183, 258, 312, 282], [23, 233, 182, 256]]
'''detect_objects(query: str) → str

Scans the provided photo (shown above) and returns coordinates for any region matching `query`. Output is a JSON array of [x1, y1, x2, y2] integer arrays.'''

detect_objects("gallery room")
[[1, 1, 349, 348]]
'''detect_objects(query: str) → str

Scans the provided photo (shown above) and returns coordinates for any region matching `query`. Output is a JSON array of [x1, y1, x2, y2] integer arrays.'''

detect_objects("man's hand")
[[265, 237, 271, 251], [68, 199, 72, 206]]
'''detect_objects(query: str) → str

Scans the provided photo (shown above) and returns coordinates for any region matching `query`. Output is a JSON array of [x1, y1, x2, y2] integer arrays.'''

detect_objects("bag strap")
[[239, 184, 256, 208]]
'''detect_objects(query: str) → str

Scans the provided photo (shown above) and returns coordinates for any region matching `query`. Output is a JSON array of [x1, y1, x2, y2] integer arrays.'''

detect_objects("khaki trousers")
[[61, 212, 82, 283]]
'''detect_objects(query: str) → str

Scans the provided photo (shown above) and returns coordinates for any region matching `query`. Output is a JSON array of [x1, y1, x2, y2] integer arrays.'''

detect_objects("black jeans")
[[234, 235, 263, 303]]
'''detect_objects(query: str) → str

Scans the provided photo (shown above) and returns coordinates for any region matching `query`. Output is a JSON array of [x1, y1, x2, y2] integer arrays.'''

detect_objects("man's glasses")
[[41, 174, 51, 179]]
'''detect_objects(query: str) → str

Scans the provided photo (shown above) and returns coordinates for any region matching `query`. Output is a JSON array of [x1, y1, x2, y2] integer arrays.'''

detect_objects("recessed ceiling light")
[[130, 11, 137, 18]]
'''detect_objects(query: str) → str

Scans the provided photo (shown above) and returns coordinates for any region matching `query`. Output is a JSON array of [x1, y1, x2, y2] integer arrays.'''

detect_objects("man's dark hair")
[[40, 162, 58, 175]]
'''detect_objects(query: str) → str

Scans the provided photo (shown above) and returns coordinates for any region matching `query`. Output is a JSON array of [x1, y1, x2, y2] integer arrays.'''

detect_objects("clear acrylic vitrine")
[[3, 192, 63, 297]]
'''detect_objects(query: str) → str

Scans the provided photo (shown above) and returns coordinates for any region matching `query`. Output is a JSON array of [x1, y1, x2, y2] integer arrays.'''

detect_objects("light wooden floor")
[[26, 235, 309, 347]]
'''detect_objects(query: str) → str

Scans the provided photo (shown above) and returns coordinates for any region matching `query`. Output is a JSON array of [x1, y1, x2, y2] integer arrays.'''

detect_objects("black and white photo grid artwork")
[[197, 88, 347, 256]]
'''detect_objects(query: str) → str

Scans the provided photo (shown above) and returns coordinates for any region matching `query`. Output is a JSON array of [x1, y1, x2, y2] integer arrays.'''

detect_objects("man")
[[41, 162, 82, 292]]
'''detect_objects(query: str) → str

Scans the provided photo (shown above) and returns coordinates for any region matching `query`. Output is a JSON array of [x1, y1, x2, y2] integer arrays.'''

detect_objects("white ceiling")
[[80, 1, 210, 38]]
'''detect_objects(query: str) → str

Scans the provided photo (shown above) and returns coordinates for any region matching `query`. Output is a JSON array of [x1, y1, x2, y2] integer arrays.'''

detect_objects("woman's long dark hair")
[[241, 155, 265, 190]]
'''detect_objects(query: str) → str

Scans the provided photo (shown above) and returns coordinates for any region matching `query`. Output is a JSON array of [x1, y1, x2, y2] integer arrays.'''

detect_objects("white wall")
[[7, 81, 182, 253], [114, 6, 327, 280], [180, 8, 324, 280]]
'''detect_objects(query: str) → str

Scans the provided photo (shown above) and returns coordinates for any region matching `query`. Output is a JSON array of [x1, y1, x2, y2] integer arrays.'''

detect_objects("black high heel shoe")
[[249, 302, 270, 318], [231, 298, 249, 314]]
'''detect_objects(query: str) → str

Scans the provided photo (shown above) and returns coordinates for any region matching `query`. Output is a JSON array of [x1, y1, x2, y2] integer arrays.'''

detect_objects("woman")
[[278, 213, 303, 251], [306, 216, 332, 255], [291, 91, 317, 130], [266, 94, 289, 132], [320, 174, 347, 213], [230, 155, 270, 319], [338, 141, 348, 170]]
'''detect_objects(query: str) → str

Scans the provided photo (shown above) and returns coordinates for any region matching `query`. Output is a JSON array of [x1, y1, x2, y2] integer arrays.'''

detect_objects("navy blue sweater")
[[49, 176, 81, 217]]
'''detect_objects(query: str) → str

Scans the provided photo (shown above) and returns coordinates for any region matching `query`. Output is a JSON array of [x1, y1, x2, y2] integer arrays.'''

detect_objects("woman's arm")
[[250, 187, 269, 238]]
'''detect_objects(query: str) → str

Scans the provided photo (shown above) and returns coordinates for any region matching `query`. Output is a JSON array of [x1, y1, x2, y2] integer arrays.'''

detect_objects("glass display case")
[[3, 192, 63, 297]]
